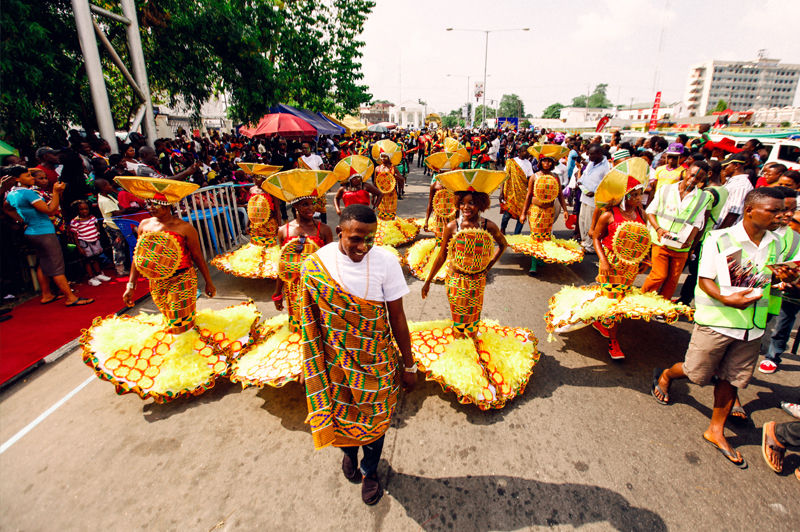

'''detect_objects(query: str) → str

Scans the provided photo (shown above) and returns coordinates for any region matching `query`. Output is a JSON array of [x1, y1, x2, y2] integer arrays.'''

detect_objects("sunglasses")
[[295, 235, 307, 253]]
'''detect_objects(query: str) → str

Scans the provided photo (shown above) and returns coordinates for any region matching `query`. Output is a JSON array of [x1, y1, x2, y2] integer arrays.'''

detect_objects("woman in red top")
[[592, 183, 649, 359], [333, 173, 383, 215]]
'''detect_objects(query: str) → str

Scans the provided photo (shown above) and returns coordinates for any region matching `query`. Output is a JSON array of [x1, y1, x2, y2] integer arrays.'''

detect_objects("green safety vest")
[[651, 184, 710, 252], [694, 231, 778, 331], [768, 228, 800, 314]]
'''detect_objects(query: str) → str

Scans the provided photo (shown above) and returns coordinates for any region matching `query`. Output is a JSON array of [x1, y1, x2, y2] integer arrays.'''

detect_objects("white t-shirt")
[[301, 154, 325, 170], [513, 157, 533, 177], [316, 243, 409, 303]]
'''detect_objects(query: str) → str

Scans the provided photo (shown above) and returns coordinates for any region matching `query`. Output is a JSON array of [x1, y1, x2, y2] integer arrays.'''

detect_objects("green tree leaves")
[[542, 103, 565, 119]]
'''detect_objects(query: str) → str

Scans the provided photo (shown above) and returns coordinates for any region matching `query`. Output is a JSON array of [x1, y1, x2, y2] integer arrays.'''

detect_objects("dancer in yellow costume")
[[414, 169, 540, 410], [229, 169, 338, 388], [81, 177, 263, 403], [545, 158, 693, 360], [404, 150, 465, 282], [507, 144, 584, 271], [369, 140, 419, 246], [211, 163, 282, 278]]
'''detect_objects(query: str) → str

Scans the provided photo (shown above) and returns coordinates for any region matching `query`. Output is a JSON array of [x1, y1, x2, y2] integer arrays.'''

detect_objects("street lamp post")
[[447, 27, 529, 127], [447, 74, 489, 127]]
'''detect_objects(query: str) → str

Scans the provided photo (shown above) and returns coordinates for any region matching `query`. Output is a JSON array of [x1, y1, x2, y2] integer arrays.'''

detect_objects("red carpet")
[[0, 272, 151, 386]]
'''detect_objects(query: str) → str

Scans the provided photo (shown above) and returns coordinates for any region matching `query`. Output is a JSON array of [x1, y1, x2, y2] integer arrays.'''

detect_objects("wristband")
[[404, 363, 418, 373], [126, 282, 136, 290], [271, 293, 283, 302]]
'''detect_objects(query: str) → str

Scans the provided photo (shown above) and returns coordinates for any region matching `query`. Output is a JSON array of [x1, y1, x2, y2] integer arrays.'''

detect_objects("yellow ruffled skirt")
[[405, 238, 449, 282], [506, 235, 585, 265], [81, 301, 262, 402], [211, 243, 280, 279], [408, 319, 539, 410]]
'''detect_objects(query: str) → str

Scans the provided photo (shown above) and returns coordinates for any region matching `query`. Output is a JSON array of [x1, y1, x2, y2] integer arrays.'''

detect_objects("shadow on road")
[[256, 380, 311, 433], [141, 378, 243, 422], [380, 462, 667, 532]]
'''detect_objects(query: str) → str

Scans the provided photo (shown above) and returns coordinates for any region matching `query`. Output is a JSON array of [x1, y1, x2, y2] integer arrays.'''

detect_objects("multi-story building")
[[684, 56, 799, 116]]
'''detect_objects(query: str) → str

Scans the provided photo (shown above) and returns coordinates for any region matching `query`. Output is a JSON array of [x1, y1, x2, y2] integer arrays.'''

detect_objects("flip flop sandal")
[[650, 368, 669, 405], [761, 422, 784, 474], [66, 297, 94, 307], [40, 295, 65, 305], [729, 406, 748, 422], [704, 434, 747, 469]]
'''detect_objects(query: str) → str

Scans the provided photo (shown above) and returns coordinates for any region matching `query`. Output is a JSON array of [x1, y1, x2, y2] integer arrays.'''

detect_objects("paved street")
[[1, 164, 798, 532]]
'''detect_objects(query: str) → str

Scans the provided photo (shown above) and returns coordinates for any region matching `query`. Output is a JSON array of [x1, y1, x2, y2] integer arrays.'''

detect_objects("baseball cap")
[[35, 147, 60, 159], [666, 142, 684, 155], [721, 153, 747, 166]]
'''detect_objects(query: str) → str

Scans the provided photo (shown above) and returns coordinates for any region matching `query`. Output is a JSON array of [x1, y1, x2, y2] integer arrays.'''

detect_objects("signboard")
[[596, 116, 611, 132], [474, 81, 484, 99], [648, 91, 662, 132], [497, 117, 519, 130]]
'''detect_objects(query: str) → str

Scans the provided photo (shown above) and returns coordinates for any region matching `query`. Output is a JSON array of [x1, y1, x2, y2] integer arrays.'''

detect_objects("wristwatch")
[[404, 363, 417, 374]]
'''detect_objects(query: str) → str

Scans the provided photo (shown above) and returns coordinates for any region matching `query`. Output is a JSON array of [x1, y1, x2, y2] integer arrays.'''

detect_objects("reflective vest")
[[768, 228, 800, 314], [694, 231, 777, 331], [651, 184, 710, 252]]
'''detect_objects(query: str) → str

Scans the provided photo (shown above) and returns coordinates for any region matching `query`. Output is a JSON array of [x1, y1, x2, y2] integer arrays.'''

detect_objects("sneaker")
[[95, 274, 111, 282], [781, 402, 800, 420], [608, 339, 625, 360], [758, 359, 778, 374], [342, 454, 362, 483], [592, 322, 611, 338], [362, 473, 383, 505], [653, 316, 667, 323], [88, 278, 102, 287]]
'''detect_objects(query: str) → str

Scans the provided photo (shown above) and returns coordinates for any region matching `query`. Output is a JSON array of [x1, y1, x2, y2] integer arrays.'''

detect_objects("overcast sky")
[[358, 0, 800, 117]]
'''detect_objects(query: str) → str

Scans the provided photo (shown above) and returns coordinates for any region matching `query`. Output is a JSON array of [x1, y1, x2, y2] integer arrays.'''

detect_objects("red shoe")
[[592, 322, 610, 338], [758, 359, 778, 374], [608, 339, 625, 360]]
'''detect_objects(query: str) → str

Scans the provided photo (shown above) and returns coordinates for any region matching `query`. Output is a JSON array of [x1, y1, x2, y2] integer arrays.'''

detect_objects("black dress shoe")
[[342, 454, 362, 483]]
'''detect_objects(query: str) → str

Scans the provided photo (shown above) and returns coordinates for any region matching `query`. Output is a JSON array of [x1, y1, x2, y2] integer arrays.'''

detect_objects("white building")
[[388, 100, 434, 128], [558, 107, 613, 122], [615, 101, 687, 121], [683, 56, 800, 116]]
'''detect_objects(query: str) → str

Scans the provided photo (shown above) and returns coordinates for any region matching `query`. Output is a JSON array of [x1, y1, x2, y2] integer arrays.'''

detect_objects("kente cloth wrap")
[[503, 160, 527, 218], [432, 189, 457, 239], [250, 218, 278, 246], [375, 184, 398, 221], [544, 285, 694, 334], [597, 220, 651, 300], [301, 255, 400, 450], [596, 247, 640, 300], [150, 267, 198, 333], [134, 232, 182, 280], [534, 174, 560, 203], [279, 239, 320, 332], [80, 301, 261, 403], [528, 204, 555, 240], [247, 194, 272, 224], [449, 229, 494, 274], [446, 269, 486, 337]]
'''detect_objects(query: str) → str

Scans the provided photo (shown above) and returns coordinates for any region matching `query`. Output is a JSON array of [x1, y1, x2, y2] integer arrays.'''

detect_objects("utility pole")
[[120, 0, 156, 148], [585, 84, 590, 122]]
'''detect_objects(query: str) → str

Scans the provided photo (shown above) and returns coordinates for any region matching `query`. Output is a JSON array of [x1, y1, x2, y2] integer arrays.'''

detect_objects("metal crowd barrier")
[[177, 183, 248, 262]]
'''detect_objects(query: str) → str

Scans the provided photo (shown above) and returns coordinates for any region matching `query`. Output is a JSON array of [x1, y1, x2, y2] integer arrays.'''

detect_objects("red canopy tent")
[[240, 112, 317, 138]]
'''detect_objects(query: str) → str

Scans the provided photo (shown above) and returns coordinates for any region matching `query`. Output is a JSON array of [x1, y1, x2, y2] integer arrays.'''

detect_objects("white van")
[[764, 140, 800, 171]]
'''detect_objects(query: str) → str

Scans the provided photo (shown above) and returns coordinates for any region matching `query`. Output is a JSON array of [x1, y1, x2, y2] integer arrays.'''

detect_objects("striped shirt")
[[716, 174, 753, 228], [69, 217, 100, 242]]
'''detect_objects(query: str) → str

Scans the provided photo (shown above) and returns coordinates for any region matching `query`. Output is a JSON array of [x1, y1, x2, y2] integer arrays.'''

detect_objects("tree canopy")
[[542, 103, 565, 119], [714, 99, 728, 112], [570, 84, 612, 109], [1, 0, 375, 153]]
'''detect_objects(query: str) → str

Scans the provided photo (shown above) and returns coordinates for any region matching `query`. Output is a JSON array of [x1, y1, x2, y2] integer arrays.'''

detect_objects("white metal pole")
[[71, 0, 118, 153], [482, 31, 488, 127], [119, 0, 157, 149]]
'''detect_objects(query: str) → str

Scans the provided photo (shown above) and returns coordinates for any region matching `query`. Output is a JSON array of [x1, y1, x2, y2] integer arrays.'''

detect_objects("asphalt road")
[[1, 162, 798, 532]]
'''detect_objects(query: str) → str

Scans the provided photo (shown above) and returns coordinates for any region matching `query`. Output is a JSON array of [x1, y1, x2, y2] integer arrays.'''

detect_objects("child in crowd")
[[69, 200, 110, 286]]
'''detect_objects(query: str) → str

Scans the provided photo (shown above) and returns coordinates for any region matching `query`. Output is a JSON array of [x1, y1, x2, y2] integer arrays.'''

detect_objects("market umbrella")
[[342, 115, 368, 132], [371, 139, 402, 166], [0, 140, 19, 157], [320, 113, 351, 136], [240, 113, 316, 138], [594, 157, 649, 209], [272, 104, 343, 136], [367, 124, 390, 133], [378, 122, 397, 130], [237, 163, 282, 177]]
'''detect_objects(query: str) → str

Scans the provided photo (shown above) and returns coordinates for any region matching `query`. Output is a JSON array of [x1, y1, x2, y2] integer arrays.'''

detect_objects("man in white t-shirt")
[[299, 142, 326, 170], [301, 204, 416, 506]]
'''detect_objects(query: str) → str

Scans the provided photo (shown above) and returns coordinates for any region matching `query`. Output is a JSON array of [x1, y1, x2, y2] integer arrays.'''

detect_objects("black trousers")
[[341, 435, 385, 476], [775, 422, 800, 449]]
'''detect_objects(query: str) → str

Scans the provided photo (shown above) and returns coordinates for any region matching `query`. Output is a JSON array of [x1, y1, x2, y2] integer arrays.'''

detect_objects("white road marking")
[[0, 376, 95, 455]]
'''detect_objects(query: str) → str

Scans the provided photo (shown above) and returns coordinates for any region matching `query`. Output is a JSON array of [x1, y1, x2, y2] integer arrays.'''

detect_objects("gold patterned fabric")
[[301, 255, 400, 450], [446, 270, 486, 337], [503, 159, 527, 219], [150, 268, 198, 333], [133, 232, 182, 280]]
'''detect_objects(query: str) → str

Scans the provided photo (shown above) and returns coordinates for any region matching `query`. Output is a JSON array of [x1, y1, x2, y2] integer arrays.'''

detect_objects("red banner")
[[596, 116, 610, 132], [648, 92, 662, 132]]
